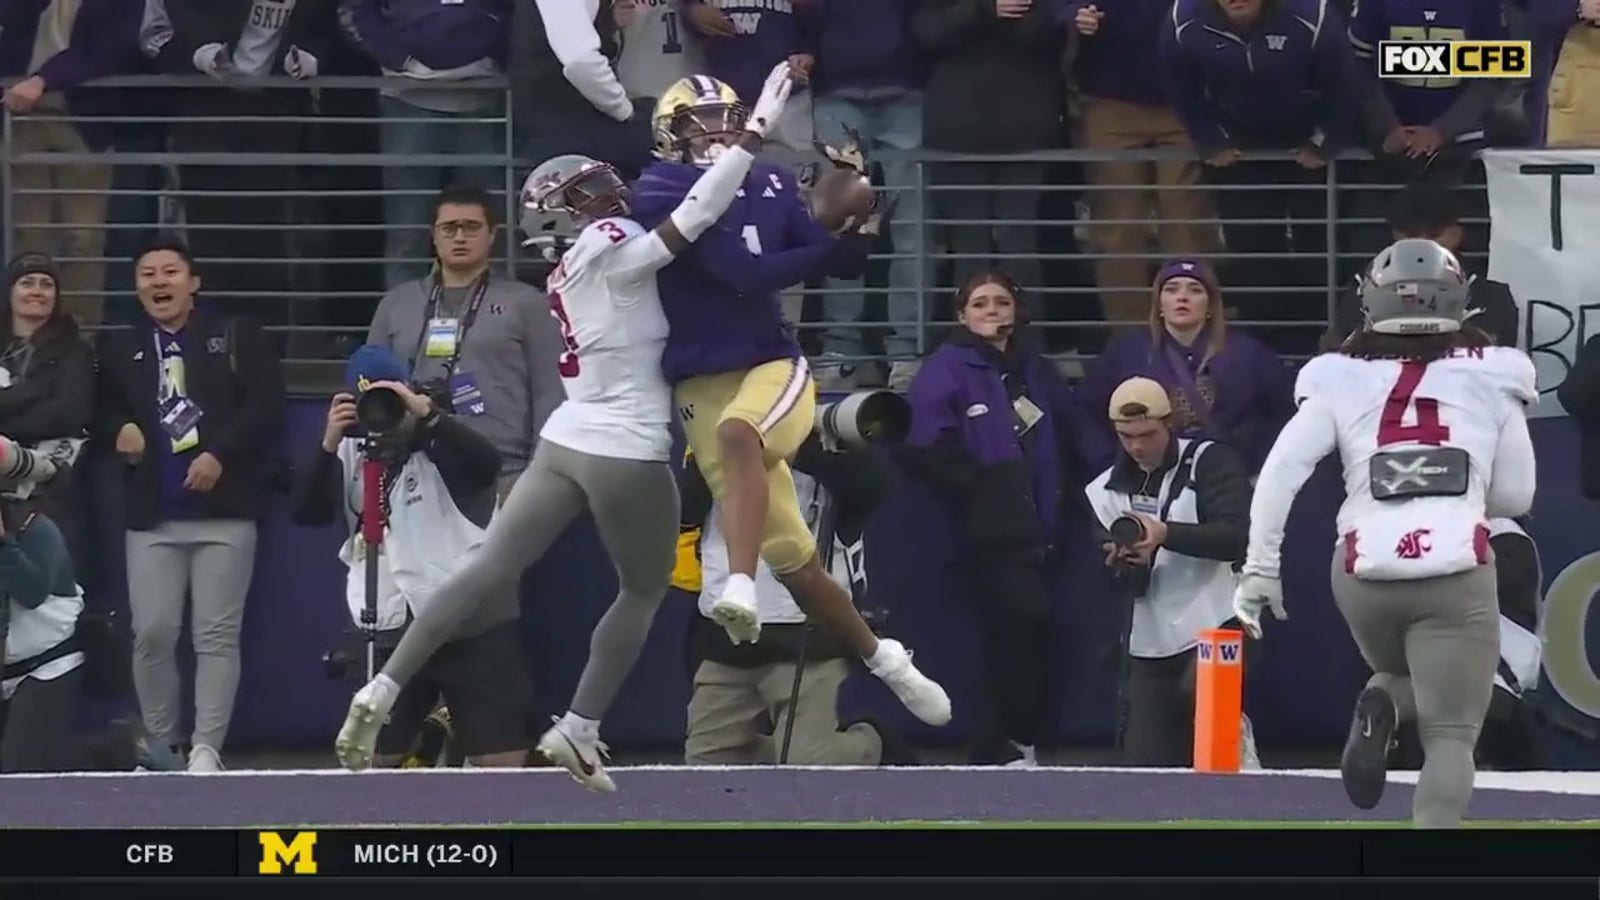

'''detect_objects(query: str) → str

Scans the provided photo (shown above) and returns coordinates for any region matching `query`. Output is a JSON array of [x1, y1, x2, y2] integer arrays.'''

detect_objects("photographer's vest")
[[1489, 517, 1542, 697], [334, 438, 488, 630], [3, 584, 84, 700], [694, 469, 857, 626], [1084, 439, 1239, 659]]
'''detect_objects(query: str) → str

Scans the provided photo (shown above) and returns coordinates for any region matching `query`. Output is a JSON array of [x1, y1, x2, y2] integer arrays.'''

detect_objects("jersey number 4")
[[548, 290, 580, 378], [1378, 360, 1451, 446]]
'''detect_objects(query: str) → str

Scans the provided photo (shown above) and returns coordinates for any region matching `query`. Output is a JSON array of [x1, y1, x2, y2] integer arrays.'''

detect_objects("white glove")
[[192, 43, 231, 78], [1231, 573, 1287, 639], [744, 61, 794, 139], [285, 45, 319, 80]]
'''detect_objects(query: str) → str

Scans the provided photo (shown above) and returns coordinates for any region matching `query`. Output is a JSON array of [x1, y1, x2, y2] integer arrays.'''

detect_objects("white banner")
[[1484, 149, 1600, 418]]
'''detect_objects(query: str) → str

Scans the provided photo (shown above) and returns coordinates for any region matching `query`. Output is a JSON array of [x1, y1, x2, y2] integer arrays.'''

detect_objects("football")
[[810, 168, 876, 233]]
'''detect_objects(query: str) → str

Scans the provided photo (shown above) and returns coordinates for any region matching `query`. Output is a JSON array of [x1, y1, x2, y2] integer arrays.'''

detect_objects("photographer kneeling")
[[1084, 377, 1259, 768], [679, 391, 917, 766], [0, 437, 179, 772], [290, 346, 532, 768]]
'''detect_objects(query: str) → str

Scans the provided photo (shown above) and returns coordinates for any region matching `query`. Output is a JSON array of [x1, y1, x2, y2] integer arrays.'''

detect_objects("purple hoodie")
[[1056, 0, 1174, 108], [0, 0, 142, 150], [811, 0, 924, 96], [1079, 327, 1296, 472], [343, 0, 510, 72], [684, 0, 819, 107]]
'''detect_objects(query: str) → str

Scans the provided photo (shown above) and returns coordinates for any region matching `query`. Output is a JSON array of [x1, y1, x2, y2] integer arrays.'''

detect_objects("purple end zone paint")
[[0, 770, 1593, 827]]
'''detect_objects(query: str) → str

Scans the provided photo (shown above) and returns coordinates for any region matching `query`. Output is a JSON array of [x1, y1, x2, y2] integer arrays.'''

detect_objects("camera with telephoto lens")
[[815, 390, 912, 449], [356, 378, 452, 435]]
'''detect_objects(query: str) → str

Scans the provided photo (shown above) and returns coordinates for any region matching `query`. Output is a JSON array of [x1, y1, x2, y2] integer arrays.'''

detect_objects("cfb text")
[[125, 843, 176, 865], [1377, 40, 1531, 79]]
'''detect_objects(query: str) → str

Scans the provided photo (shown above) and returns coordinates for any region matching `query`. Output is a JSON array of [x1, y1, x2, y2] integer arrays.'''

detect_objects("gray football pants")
[[382, 440, 680, 721], [1330, 556, 1500, 828]]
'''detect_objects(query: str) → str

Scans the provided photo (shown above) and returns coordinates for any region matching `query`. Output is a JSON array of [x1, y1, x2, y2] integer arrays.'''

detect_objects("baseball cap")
[[344, 344, 410, 396], [1108, 377, 1173, 422]]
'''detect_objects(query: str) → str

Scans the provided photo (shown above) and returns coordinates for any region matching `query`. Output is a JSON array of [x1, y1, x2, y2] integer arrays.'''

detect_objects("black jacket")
[[287, 413, 503, 533], [148, 0, 337, 77], [681, 434, 893, 669], [1096, 437, 1253, 566], [1323, 274, 1520, 352], [1558, 334, 1600, 500], [93, 311, 286, 531], [510, 0, 621, 140], [913, 0, 1065, 153], [0, 318, 95, 446]]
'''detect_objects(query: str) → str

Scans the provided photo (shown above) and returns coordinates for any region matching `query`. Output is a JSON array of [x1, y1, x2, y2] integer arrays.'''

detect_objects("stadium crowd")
[[0, 0, 1594, 790]]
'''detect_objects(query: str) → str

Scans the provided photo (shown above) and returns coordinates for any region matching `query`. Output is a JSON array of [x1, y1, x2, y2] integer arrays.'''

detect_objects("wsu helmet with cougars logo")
[[1358, 238, 1471, 336]]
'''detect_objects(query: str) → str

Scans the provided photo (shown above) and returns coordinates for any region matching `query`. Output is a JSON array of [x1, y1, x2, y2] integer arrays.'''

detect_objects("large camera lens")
[[816, 390, 912, 448], [356, 387, 408, 434], [1109, 515, 1145, 547]]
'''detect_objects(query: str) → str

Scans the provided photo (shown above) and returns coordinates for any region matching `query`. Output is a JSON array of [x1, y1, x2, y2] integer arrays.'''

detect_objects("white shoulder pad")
[[1484, 346, 1538, 406], [1293, 354, 1342, 407]]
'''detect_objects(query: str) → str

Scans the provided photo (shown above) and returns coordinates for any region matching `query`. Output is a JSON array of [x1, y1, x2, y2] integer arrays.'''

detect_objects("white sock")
[[865, 639, 898, 671], [722, 572, 755, 601], [1018, 745, 1037, 765], [560, 711, 600, 742]]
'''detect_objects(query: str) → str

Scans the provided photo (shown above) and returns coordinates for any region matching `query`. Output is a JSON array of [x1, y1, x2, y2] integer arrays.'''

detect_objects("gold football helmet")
[[652, 75, 746, 165]]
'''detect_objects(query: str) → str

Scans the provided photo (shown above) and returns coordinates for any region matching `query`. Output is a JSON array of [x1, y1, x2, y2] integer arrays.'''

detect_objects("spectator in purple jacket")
[[807, 0, 928, 391], [1058, 0, 1219, 329], [340, 0, 511, 289], [915, 0, 1065, 299], [0, 0, 142, 328], [1077, 258, 1294, 472], [899, 269, 1108, 767], [1521, 0, 1600, 147], [1160, 0, 1362, 344], [682, 0, 819, 165]]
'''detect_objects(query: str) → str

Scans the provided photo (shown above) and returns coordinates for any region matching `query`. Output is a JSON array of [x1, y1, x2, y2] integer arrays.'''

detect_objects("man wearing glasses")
[[366, 183, 566, 498]]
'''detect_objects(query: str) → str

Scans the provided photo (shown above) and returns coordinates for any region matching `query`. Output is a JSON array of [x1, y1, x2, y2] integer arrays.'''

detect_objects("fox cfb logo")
[[1377, 40, 1531, 79], [258, 831, 318, 875]]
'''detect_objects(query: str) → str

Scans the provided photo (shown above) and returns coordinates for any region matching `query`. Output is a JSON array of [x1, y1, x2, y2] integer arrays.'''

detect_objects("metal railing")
[[1, 75, 1491, 390]]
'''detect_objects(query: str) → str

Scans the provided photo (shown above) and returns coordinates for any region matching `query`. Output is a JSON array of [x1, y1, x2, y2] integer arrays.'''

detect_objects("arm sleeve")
[[0, 523, 59, 610], [896, 364, 985, 499], [0, 341, 95, 444], [1308, 8, 1362, 155], [1486, 408, 1537, 518], [422, 414, 505, 499], [1162, 442, 1253, 562], [1242, 397, 1340, 579], [340, 0, 411, 71], [535, 0, 634, 122], [1159, 20, 1233, 155], [610, 145, 762, 282], [35, 1, 141, 88], [287, 446, 346, 527], [203, 320, 287, 463]]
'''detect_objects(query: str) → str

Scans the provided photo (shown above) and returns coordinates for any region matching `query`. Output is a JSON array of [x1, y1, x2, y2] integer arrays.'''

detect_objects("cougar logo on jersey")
[[1395, 529, 1433, 560]]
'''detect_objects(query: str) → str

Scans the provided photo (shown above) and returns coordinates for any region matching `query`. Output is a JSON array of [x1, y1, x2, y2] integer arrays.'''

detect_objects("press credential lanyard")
[[412, 271, 491, 377]]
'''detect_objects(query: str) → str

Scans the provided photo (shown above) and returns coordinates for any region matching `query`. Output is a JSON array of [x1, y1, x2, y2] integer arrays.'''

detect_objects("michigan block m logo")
[[258, 831, 318, 875]]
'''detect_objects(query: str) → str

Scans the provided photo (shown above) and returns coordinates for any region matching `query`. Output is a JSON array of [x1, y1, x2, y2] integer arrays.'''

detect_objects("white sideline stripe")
[[4, 765, 1600, 795]]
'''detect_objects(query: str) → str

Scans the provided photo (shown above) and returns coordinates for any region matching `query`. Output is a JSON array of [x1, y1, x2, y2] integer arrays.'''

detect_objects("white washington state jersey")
[[539, 216, 675, 462], [1295, 347, 1536, 581]]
